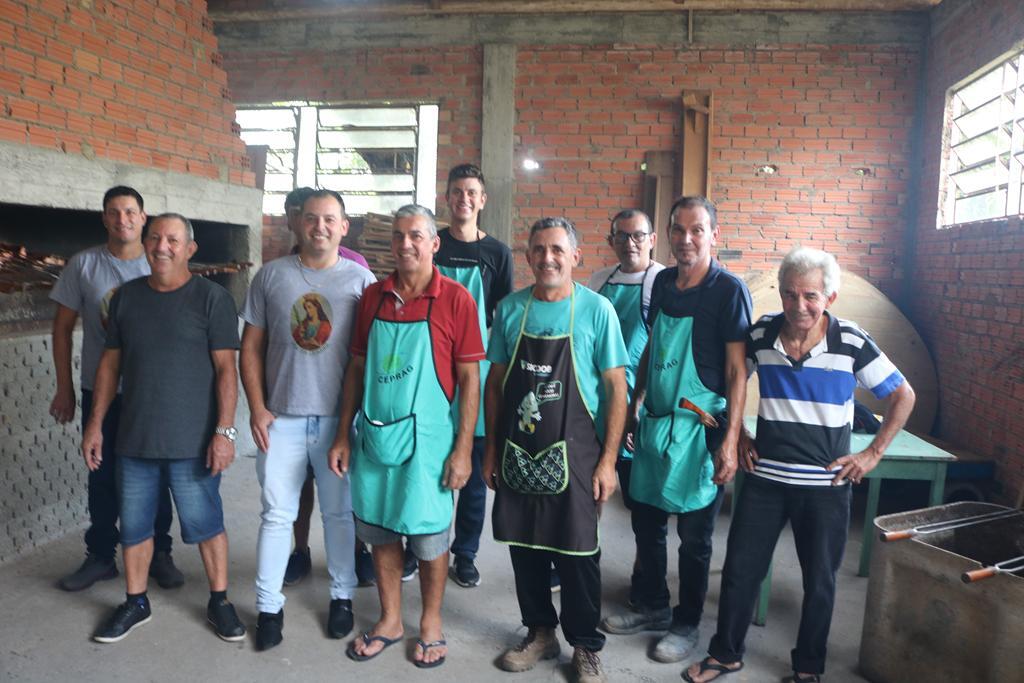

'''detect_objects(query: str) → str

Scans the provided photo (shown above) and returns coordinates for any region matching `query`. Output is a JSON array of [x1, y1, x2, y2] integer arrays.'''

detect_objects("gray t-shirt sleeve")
[[239, 267, 267, 329], [50, 253, 83, 311]]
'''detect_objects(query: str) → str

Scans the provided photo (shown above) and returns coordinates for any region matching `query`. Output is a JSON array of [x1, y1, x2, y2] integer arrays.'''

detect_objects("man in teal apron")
[[618, 196, 751, 664], [587, 209, 665, 612], [328, 205, 483, 669], [435, 163, 513, 588], [484, 217, 628, 683]]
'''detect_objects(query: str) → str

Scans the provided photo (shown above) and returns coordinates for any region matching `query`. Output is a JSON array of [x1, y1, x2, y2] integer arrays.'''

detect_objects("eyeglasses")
[[609, 231, 651, 245]]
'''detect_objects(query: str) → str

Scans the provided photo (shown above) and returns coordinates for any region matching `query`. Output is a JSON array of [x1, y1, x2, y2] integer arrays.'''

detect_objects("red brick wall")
[[0, 0, 253, 185], [513, 45, 918, 288], [225, 42, 918, 289], [912, 0, 1024, 503], [224, 46, 483, 260]]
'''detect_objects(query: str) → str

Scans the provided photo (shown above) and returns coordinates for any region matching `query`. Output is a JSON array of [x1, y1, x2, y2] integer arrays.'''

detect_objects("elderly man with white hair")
[[683, 247, 916, 683]]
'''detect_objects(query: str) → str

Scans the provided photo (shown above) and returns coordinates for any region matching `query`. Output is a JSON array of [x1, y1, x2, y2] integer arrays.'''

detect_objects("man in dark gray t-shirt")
[[83, 213, 246, 645]]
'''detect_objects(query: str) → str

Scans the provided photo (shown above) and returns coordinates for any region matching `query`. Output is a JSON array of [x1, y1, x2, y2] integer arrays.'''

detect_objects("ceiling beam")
[[209, 0, 942, 23]]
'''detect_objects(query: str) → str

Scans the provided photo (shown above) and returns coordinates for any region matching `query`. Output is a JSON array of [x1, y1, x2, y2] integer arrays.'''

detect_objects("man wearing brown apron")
[[484, 217, 628, 683]]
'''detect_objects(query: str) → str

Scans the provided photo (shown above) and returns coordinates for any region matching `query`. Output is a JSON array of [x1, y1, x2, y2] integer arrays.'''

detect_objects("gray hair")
[[393, 204, 438, 237], [529, 217, 578, 250], [778, 246, 841, 297], [150, 212, 194, 241], [610, 209, 653, 235]]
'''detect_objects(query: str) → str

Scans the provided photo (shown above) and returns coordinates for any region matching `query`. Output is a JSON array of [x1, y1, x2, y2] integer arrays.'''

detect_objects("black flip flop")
[[413, 638, 447, 669], [346, 631, 403, 662], [682, 657, 744, 682]]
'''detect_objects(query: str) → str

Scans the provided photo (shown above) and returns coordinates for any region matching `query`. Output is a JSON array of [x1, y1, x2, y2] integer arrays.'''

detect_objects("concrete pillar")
[[481, 43, 516, 248]]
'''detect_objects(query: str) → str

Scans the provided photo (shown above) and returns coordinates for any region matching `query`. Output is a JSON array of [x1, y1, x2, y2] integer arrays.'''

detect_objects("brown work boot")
[[572, 647, 607, 683], [497, 626, 560, 672]]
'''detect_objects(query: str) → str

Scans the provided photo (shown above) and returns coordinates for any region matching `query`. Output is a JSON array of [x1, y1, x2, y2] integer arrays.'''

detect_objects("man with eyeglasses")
[[604, 197, 751, 666], [587, 209, 665, 611]]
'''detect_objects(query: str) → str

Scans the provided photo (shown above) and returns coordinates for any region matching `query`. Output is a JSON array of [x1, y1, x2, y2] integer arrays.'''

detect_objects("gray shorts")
[[355, 517, 450, 561]]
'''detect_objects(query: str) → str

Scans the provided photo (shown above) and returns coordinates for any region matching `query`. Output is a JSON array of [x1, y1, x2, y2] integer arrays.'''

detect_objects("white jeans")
[[255, 415, 356, 613]]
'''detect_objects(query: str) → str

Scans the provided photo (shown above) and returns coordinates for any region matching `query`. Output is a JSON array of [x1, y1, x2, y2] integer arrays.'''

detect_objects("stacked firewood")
[[0, 242, 251, 293]]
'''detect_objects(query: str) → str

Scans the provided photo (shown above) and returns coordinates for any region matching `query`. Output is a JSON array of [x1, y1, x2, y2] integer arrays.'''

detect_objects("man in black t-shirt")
[[83, 213, 246, 645], [434, 163, 513, 588]]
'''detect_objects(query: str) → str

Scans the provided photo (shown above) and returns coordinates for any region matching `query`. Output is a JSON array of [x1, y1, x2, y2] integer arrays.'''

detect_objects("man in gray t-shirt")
[[240, 189, 375, 651], [85, 213, 246, 645], [49, 186, 180, 592]]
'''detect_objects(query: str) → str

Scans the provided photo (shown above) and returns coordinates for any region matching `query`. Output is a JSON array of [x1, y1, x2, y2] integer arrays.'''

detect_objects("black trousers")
[[509, 545, 605, 652], [632, 486, 724, 628], [615, 457, 645, 605], [82, 390, 174, 560], [708, 475, 850, 675]]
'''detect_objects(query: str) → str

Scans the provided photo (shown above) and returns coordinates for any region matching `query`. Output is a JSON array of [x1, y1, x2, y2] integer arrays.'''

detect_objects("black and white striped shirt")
[[746, 312, 905, 487]]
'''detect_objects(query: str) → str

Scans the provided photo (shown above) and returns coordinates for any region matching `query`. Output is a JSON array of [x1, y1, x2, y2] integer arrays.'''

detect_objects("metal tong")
[[879, 508, 1024, 542], [961, 554, 1024, 583]]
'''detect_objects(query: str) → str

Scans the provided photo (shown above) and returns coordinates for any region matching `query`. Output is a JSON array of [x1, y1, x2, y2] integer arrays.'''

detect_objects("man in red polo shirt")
[[329, 204, 483, 669]]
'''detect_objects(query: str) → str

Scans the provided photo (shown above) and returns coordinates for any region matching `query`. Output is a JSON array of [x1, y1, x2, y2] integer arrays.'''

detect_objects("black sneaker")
[[449, 555, 481, 588], [256, 610, 283, 651], [149, 551, 185, 589], [355, 546, 375, 587], [93, 598, 151, 643], [59, 554, 118, 592], [283, 548, 311, 586], [327, 598, 354, 639], [207, 598, 246, 642], [401, 547, 418, 582]]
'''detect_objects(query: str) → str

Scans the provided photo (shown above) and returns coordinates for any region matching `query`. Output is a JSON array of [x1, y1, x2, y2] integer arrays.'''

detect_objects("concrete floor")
[[0, 458, 878, 682]]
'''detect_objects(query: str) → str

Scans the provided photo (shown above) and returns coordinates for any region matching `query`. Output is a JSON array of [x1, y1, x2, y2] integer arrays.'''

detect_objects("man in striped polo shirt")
[[684, 247, 915, 683]]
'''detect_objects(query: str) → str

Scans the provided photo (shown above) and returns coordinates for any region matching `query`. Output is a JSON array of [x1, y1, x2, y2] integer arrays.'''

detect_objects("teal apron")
[[595, 264, 652, 459], [629, 302, 725, 514], [436, 248, 489, 438], [492, 287, 602, 555], [352, 298, 455, 535]]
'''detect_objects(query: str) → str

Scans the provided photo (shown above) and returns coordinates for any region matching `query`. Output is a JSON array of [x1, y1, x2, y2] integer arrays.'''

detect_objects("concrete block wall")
[[910, 0, 1024, 504], [0, 329, 87, 564], [0, 0, 254, 185]]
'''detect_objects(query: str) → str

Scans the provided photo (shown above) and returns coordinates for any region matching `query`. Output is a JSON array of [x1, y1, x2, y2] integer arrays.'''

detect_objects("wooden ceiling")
[[208, 0, 943, 22]]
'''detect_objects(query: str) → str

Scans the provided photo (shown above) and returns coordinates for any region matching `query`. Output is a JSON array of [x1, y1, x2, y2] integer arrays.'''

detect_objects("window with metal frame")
[[939, 47, 1024, 227], [236, 103, 439, 217]]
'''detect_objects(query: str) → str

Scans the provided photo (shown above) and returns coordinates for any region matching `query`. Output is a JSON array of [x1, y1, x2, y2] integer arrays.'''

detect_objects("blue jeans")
[[708, 475, 850, 675], [81, 390, 173, 559], [117, 456, 223, 547], [355, 518, 450, 561], [450, 436, 486, 560], [255, 416, 356, 613], [632, 486, 725, 629]]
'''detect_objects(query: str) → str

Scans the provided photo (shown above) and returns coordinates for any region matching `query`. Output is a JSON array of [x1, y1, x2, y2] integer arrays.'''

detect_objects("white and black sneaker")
[[449, 556, 481, 587], [93, 598, 152, 643]]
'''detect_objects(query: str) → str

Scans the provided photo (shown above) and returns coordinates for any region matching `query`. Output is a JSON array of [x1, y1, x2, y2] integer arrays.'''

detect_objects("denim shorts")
[[118, 456, 225, 547], [355, 517, 450, 561]]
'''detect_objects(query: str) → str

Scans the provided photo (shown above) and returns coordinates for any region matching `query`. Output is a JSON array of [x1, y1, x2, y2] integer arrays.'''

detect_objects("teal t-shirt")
[[487, 283, 628, 421]]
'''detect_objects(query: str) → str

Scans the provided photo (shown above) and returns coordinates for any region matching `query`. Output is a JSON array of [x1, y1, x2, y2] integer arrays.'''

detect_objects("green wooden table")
[[740, 417, 956, 625]]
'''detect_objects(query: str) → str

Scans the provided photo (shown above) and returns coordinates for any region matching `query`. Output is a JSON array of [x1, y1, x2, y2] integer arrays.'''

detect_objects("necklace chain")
[[295, 255, 328, 289]]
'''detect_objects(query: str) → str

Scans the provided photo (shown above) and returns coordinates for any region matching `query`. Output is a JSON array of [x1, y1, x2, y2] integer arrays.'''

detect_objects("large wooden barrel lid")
[[743, 271, 938, 434]]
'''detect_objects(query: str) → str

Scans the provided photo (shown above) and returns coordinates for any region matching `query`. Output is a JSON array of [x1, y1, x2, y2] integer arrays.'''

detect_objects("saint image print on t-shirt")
[[291, 293, 333, 352]]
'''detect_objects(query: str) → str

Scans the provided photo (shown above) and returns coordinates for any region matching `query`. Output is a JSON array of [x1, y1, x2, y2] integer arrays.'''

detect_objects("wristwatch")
[[215, 426, 238, 442]]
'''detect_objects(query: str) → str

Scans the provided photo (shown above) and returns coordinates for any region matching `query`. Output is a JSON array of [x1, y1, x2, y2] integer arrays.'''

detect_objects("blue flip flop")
[[346, 631, 403, 662], [413, 638, 447, 669]]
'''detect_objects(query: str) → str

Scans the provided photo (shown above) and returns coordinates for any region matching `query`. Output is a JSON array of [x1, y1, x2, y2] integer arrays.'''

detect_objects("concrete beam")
[[215, 11, 927, 52], [481, 44, 517, 249]]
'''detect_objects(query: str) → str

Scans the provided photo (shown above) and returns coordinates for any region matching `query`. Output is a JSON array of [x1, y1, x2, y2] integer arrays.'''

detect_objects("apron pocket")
[[502, 439, 569, 495], [361, 413, 416, 467], [636, 410, 675, 459]]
